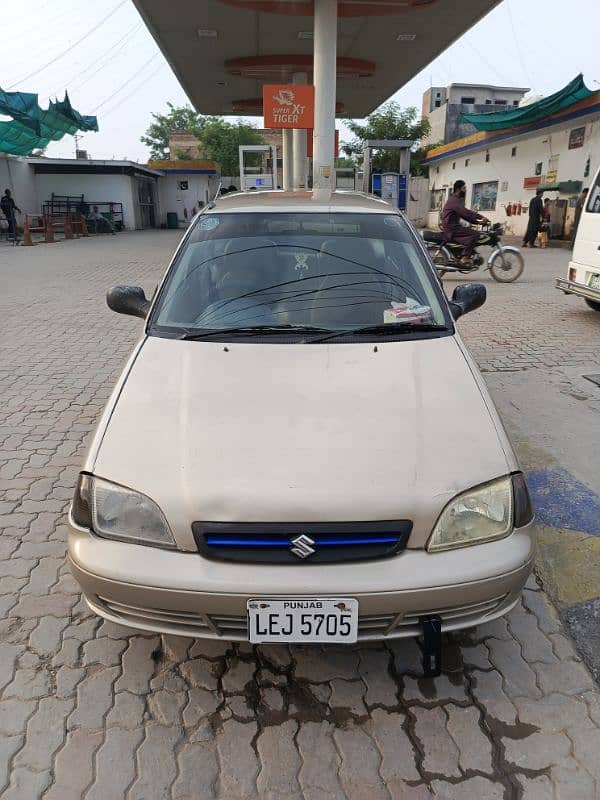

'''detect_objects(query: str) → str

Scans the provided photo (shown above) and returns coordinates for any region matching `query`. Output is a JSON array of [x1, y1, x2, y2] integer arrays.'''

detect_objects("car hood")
[[91, 335, 513, 549]]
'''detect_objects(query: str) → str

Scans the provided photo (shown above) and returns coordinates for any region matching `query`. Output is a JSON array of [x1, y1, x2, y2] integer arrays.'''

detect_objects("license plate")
[[247, 598, 359, 644]]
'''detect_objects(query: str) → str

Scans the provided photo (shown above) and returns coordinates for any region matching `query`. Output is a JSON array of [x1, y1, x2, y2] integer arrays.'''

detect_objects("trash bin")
[[166, 212, 179, 229]]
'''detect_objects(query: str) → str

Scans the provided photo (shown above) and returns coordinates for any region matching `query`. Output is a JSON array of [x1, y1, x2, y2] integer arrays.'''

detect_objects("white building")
[[424, 88, 600, 240], [0, 155, 220, 230], [421, 83, 529, 146]]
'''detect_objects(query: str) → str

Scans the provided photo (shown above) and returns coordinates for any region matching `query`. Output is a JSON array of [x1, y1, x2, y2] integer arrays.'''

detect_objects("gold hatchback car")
[[69, 191, 534, 675]]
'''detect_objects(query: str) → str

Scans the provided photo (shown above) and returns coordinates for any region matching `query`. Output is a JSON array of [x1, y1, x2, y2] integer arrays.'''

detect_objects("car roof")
[[208, 190, 396, 215]]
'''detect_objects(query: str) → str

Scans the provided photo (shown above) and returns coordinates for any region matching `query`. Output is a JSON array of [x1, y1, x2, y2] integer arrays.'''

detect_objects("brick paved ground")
[[1, 232, 599, 799]]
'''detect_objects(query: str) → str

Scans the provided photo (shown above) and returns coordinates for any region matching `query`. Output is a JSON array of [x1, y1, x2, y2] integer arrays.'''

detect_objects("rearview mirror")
[[449, 283, 486, 319], [106, 285, 151, 318]]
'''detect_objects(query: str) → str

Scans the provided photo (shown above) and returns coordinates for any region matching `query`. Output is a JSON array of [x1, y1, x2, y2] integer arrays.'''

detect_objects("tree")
[[199, 118, 265, 176], [342, 102, 431, 175], [141, 103, 206, 160], [142, 105, 265, 173]]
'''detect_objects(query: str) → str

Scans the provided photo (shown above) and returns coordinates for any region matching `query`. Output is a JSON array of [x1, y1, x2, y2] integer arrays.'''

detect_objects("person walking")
[[0, 189, 21, 242], [523, 188, 544, 248], [539, 198, 552, 248]]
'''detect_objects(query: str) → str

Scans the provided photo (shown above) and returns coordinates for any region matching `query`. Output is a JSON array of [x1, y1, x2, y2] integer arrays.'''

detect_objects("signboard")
[[263, 84, 314, 129], [523, 176, 541, 189], [306, 129, 339, 159], [568, 126, 585, 150], [178, 180, 189, 190], [545, 170, 558, 184]]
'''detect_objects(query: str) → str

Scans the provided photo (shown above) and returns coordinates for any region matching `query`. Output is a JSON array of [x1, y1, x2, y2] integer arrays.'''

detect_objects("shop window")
[[485, 151, 490, 163], [452, 162, 456, 170], [465, 158, 470, 167], [471, 180, 499, 211], [511, 147, 517, 157], [430, 188, 446, 211]]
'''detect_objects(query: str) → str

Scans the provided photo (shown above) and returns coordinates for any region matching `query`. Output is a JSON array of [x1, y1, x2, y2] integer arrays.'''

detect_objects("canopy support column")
[[282, 128, 293, 191], [312, 0, 337, 201], [293, 72, 308, 189]]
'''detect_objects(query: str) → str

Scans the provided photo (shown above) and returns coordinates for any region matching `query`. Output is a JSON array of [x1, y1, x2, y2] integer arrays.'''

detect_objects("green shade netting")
[[461, 74, 594, 132], [0, 89, 98, 155]]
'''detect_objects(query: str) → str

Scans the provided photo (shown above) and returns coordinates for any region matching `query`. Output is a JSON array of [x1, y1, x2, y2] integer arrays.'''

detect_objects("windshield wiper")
[[306, 322, 448, 343], [178, 324, 333, 340]]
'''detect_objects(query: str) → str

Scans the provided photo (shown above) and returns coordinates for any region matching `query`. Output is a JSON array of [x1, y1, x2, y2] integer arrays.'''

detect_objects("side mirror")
[[449, 283, 486, 319], [106, 285, 151, 318]]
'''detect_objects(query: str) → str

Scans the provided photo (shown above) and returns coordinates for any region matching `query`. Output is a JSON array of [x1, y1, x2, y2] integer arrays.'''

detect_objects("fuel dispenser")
[[373, 173, 408, 210]]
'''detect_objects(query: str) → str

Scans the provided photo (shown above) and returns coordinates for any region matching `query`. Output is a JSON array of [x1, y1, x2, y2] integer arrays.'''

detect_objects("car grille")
[[92, 593, 508, 641], [192, 521, 412, 564]]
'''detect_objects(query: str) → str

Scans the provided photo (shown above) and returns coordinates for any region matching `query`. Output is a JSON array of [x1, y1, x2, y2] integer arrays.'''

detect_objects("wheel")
[[431, 247, 450, 279], [585, 298, 600, 312], [489, 250, 524, 282]]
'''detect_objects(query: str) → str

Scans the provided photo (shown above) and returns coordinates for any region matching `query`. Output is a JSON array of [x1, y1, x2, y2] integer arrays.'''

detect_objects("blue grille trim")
[[206, 535, 400, 548]]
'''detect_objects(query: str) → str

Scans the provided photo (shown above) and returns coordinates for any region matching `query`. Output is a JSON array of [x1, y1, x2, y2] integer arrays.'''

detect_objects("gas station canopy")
[[132, 0, 500, 119]]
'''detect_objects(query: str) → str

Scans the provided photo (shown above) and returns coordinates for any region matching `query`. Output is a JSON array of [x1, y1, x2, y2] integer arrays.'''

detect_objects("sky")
[[2, 0, 599, 162]]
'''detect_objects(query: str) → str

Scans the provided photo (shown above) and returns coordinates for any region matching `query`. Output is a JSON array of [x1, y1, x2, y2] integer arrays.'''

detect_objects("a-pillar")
[[282, 128, 293, 191], [293, 72, 308, 189], [312, 0, 337, 201]]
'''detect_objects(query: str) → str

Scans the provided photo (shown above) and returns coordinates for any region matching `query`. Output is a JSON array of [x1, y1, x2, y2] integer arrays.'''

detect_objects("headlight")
[[427, 476, 513, 552], [71, 474, 176, 549]]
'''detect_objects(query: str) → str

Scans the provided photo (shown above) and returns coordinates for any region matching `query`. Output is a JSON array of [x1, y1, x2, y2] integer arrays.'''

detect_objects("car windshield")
[[150, 212, 449, 338]]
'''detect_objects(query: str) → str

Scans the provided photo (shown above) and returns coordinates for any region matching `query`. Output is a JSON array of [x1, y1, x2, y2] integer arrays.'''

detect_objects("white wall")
[[0, 157, 37, 215], [407, 177, 430, 228], [427, 114, 600, 237], [157, 173, 215, 225], [34, 173, 141, 229]]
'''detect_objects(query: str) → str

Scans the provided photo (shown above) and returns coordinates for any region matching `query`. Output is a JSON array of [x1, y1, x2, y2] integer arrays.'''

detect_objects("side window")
[[586, 173, 600, 213]]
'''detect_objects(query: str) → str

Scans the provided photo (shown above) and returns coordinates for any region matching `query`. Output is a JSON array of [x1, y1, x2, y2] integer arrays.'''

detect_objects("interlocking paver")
[[256, 720, 302, 799], [297, 721, 345, 800], [445, 704, 493, 774], [172, 742, 218, 800], [1, 235, 599, 799], [412, 706, 461, 777], [334, 724, 390, 800]]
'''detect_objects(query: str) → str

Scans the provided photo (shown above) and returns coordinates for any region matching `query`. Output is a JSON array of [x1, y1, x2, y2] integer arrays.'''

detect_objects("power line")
[[46, 22, 143, 100], [92, 53, 161, 113], [6, 0, 128, 89], [504, 0, 534, 91], [100, 61, 167, 120], [463, 36, 512, 87]]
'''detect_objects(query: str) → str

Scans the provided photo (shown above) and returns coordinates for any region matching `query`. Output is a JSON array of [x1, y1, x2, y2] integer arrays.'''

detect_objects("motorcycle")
[[422, 222, 524, 282]]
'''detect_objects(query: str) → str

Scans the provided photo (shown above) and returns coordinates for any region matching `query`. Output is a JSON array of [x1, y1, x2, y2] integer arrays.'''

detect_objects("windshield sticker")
[[198, 216, 220, 230], [384, 300, 433, 324], [293, 252, 310, 273]]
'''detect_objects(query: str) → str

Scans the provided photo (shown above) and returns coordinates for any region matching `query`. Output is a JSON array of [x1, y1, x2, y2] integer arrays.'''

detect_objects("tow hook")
[[420, 615, 442, 677]]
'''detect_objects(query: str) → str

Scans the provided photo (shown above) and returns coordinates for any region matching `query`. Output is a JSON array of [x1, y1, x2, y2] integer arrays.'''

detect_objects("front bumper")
[[556, 277, 600, 303], [69, 524, 535, 641]]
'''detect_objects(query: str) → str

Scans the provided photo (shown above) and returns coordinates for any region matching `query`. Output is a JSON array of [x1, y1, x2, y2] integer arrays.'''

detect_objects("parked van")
[[556, 168, 600, 311]]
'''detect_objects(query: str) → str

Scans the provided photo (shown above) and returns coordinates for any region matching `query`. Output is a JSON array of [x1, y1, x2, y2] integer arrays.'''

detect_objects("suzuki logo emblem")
[[290, 534, 316, 559]]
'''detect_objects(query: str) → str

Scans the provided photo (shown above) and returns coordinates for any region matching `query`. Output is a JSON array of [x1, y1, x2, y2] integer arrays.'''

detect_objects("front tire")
[[489, 249, 524, 282], [585, 298, 600, 312]]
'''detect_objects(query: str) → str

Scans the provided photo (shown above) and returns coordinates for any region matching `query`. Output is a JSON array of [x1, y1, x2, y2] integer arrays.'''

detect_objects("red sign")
[[263, 84, 314, 129], [306, 129, 339, 159], [523, 176, 542, 189]]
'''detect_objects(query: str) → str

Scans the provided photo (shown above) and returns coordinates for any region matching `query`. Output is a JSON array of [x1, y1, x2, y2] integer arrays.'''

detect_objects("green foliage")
[[200, 118, 265, 176], [141, 104, 265, 174], [342, 102, 431, 175], [141, 103, 206, 160], [334, 155, 356, 169]]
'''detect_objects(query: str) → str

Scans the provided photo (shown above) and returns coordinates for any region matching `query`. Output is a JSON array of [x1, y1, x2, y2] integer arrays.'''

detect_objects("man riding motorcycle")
[[441, 180, 489, 266]]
